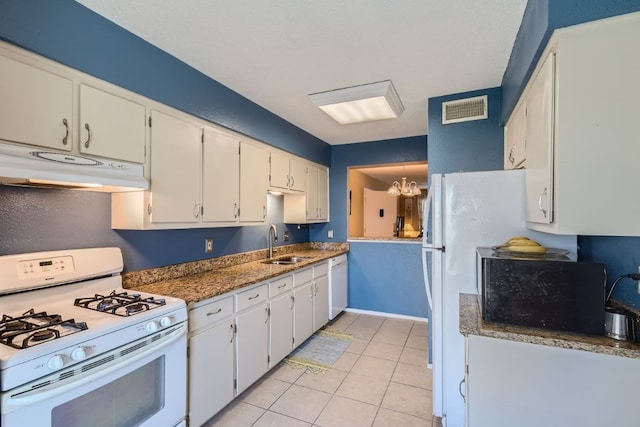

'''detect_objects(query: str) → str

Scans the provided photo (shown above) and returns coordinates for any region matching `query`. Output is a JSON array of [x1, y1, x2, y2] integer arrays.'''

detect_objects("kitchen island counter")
[[459, 292, 640, 359], [122, 242, 348, 305]]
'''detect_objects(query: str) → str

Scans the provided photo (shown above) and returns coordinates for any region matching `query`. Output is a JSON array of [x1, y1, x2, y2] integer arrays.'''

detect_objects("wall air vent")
[[442, 95, 488, 124]]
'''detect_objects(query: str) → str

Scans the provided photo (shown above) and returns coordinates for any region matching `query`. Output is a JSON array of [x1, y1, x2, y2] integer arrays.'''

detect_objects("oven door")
[[2, 323, 187, 427]]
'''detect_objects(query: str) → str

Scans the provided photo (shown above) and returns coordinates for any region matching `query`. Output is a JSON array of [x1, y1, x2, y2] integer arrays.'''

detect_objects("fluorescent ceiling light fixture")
[[309, 80, 404, 125]]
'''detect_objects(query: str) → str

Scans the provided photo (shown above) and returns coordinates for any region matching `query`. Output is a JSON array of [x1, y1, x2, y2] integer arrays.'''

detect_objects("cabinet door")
[[313, 274, 329, 332], [269, 151, 290, 190], [188, 319, 235, 427], [525, 53, 555, 224], [235, 302, 269, 394], [0, 55, 72, 151], [306, 165, 319, 221], [289, 158, 306, 192], [203, 128, 240, 223], [149, 110, 202, 223], [293, 281, 314, 347], [270, 292, 294, 366], [79, 84, 146, 163], [316, 167, 329, 220], [239, 142, 268, 222], [504, 101, 526, 170]]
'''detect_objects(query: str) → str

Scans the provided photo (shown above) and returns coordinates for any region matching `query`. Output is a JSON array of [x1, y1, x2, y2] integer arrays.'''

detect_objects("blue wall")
[[310, 136, 430, 318], [0, 187, 308, 271], [427, 87, 504, 176], [500, 0, 640, 308]]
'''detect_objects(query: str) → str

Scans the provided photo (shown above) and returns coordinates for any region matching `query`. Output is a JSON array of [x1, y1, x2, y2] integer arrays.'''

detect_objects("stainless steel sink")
[[263, 255, 311, 265]]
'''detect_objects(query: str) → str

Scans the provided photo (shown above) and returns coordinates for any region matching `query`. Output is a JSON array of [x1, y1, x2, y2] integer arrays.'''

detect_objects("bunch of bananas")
[[497, 236, 546, 254]]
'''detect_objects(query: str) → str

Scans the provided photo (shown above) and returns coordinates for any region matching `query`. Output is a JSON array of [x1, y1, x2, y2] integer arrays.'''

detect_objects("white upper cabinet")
[[0, 55, 73, 151], [0, 43, 147, 164], [239, 142, 269, 223], [79, 84, 146, 163], [149, 110, 202, 224], [269, 151, 306, 193], [283, 163, 330, 224], [503, 100, 526, 170], [514, 13, 640, 235], [202, 127, 240, 223], [523, 53, 554, 225]]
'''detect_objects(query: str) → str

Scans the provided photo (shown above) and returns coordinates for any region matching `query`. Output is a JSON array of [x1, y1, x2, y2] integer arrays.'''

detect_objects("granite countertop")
[[459, 293, 640, 359], [122, 242, 348, 305]]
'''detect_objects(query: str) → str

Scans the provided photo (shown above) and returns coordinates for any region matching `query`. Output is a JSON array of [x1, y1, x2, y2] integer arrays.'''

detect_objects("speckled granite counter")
[[459, 293, 640, 359], [122, 242, 348, 305]]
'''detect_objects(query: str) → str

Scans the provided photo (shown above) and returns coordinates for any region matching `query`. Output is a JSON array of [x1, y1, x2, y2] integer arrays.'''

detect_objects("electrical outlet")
[[205, 238, 214, 254], [283, 231, 290, 242], [328, 229, 334, 239]]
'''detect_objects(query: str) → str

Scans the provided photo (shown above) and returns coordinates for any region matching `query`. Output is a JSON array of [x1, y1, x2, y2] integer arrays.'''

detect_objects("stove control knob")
[[160, 316, 173, 328], [47, 354, 65, 370], [145, 321, 159, 333], [71, 347, 87, 362]]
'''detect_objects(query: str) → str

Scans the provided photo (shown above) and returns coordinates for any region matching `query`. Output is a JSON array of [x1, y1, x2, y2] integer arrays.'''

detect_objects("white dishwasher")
[[328, 254, 348, 319]]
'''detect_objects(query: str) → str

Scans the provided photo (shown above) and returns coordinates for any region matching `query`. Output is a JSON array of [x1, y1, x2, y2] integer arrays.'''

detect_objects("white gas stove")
[[0, 247, 188, 427]]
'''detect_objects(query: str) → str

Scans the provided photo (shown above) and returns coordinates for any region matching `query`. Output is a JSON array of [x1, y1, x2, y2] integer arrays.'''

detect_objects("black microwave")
[[475, 247, 606, 336]]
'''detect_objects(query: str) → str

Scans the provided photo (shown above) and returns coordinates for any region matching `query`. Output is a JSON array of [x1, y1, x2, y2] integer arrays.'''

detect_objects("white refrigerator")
[[422, 169, 576, 427]]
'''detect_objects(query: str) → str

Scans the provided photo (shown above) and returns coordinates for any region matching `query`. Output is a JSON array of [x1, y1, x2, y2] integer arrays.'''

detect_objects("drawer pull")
[[248, 293, 260, 300], [278, 283, 287, 289], [206, 308, 223, 316]]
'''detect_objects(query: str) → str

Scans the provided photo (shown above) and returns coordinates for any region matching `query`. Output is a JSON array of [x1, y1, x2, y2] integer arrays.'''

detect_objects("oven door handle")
[[4, 323, 186, 410]]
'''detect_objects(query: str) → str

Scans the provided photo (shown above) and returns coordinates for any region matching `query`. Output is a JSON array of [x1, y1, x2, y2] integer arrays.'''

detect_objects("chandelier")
[[387, 177, 421, 196]]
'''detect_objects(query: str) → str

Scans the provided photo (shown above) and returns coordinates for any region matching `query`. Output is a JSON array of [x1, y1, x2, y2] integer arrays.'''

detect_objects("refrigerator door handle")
[[422, 248, 434, 310], [422, 188, 433, 247]]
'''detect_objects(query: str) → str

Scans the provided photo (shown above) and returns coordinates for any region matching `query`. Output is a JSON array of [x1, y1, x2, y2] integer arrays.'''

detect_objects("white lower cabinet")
[[466, 334, 640, 427], [312, 262, 329, 332], [187, 262, 335, 424], [293, 268, 314, 347], [235, 284, 269, 395], [269, 275, 294, 367], [188, 297, 235, 427]]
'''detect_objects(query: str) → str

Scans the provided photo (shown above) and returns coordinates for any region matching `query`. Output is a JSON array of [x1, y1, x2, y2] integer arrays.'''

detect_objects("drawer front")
[[189, 295, 234, 332], [313, 262, 329, 277], [236, 283, 268, 311], [270, 275, 293, 297], [294, 267, 313, 287]]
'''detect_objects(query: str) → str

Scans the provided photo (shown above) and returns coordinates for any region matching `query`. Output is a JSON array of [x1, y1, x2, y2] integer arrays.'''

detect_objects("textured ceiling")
[[76, 0, 527, 145]]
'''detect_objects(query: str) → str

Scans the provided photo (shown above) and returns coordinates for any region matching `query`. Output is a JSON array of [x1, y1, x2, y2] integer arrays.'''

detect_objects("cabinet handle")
[[233, 203, 238, 219], [193, 202, 200, 218], [508, 144, 515, 165], [314, 283, 318, 296], [62, 118, 69, 145], [229, 323, 235, 343], [290, 295, 295, 309], [278, 283, 287, 289], [206, 308, 222, 316], [248, 293, 260, 300], [286, 174, 290, 187], [290, 175, 294, 188], [265, 306, 270, 323], [459, 378, 466, 402], [537, 187, 548, 218], [263, 205, 267, 219], [83, 123, 92, 148]]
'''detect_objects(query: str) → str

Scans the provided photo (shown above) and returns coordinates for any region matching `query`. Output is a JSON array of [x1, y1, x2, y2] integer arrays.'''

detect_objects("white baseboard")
[[344, 308, 428, 323]]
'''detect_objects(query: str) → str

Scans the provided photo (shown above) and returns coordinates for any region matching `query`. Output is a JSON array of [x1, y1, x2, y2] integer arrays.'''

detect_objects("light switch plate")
[[328, 229, 334, 239]]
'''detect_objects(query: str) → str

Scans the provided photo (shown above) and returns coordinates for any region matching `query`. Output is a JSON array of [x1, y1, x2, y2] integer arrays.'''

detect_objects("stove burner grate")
[[74, 290, 166, 317], [0, 309, 88, 349]]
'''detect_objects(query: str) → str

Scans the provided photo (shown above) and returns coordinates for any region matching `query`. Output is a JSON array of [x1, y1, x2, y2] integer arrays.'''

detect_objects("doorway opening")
[[347, 162, 427, 239]]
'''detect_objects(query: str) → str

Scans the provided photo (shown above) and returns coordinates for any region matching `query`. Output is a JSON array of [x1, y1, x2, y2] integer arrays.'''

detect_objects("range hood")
[[0, 143, 148, 192]]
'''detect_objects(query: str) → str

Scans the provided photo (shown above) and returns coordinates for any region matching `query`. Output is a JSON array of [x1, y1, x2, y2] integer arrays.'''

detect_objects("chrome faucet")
[[268, 224, 278, 260]]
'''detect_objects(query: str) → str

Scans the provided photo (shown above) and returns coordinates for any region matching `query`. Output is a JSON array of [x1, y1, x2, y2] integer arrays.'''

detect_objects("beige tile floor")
[[204, 312, 443, 427]]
